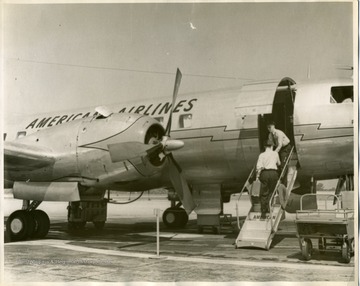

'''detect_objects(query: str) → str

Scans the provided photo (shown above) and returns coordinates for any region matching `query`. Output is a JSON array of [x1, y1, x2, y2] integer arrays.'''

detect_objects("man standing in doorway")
[[256, 140, 281, 220], [267, 121, 291, 170]]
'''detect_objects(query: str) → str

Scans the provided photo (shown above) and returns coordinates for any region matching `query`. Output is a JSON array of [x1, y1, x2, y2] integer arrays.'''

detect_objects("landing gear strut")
[[6, 200, 50, 242]]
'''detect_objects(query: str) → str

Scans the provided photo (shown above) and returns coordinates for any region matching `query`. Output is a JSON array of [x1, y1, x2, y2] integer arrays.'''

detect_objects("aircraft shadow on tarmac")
[[4, 217, 240, 244], [51, 218, 239, 238]]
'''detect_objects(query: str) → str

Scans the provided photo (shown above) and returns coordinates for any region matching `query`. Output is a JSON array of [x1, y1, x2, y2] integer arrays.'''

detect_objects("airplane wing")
[[4, 141, 55, 171]]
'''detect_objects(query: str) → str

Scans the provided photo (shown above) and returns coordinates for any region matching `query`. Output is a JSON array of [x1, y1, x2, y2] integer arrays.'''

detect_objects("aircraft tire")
[[31, 210, 50, 239], [6, 210, 35, 242], [163, 208, 188, 228], [162, 208, 177, 228], [177, 209, 188, 227]]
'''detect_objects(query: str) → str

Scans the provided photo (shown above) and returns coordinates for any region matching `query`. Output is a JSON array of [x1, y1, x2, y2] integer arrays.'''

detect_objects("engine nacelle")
[[76, 113, 166, 188]]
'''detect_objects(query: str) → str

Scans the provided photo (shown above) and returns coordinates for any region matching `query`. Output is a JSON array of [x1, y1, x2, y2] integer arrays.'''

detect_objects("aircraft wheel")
[[31, 210, 50, 239], [162, 208, 178, 228], [6, 210, 35, 241], [177, 209, 188, 227], [341, 241, 351, 264], [163, 208, 188, 228], [93, 221, 105, 230], [301, 238, 312, 261]]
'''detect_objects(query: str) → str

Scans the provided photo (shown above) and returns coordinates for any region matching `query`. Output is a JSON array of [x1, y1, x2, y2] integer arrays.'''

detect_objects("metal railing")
[[299, 193, 340, 211], [236, 167, 255, 229], [295, 193, 355, 220], [268, 146, 295, 230]]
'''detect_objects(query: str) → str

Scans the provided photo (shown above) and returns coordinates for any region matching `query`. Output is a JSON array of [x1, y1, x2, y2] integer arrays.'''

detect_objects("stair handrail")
[[269, 146, 295, 230], [236, 166, 256, 229]]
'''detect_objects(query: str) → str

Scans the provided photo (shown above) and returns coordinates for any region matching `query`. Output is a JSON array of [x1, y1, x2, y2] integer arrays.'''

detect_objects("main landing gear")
[[6, 200, 50, 242], [162, 195, 189, 228], [162, 207, 188, 228]]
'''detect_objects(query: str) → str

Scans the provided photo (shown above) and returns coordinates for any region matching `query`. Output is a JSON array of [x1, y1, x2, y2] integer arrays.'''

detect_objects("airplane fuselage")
[[4, 78, 354, 193]]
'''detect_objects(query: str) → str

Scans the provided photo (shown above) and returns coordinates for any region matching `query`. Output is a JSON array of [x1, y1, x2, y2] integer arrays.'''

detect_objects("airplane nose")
[[164, 139, 184, 152]]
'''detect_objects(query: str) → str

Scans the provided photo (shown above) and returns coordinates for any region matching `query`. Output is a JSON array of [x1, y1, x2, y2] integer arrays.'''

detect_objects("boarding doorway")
[[258, 78, 296, 152]]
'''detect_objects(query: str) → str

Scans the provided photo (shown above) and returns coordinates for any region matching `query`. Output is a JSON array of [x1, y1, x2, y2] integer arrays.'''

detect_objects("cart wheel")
[[350, 238, 355, 255], [301, 239, 312, 261], [212, 226, 220, 234], [341, 241, 351, 264], [318, 238, 326, 255]]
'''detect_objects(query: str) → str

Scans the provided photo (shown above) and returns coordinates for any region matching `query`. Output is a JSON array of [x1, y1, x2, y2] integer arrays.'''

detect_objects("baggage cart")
[[295, 193, 354, 263]]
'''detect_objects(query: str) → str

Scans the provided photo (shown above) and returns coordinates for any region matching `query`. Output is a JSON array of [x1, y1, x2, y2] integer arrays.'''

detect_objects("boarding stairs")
[[235, 147, 298, 250]]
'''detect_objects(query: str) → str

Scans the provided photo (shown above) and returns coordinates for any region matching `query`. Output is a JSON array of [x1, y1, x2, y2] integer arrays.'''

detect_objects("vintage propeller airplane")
[[4, 69, 354, 241]]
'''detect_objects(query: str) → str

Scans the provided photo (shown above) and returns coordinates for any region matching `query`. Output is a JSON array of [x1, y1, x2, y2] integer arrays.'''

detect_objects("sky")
[[3, 2, 355, 122]]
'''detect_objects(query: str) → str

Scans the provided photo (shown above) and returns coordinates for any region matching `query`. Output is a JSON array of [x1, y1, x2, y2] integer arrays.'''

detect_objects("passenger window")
[[3, 133, 7, 141], [330, 86, 353, 103], [179, 114, 192, 128], [17, 131, 26, 138], [154, 117, 164, 124]]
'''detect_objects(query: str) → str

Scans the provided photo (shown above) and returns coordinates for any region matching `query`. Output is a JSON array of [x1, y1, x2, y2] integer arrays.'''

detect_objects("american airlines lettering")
[[25, 98, 198, 130]]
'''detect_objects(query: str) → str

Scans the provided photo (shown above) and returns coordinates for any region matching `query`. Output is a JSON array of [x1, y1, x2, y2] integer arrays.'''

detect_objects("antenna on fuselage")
[[94, 106, 113, 118], [334, 64, 354, 78]]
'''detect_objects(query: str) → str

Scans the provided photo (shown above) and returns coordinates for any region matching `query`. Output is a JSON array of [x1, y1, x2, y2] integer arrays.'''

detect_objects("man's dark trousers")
[[279, 144, 292, 186], [279, 144, 292, 169], [259, 170, 279, 214]]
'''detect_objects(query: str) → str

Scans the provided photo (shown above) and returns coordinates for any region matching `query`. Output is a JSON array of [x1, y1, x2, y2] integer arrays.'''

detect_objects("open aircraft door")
[[235, 78, 296, 172]]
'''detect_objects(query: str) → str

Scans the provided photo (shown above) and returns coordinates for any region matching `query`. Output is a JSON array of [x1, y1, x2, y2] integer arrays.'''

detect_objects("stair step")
[[236, 148, 297, 250], [236, 237, 271, 249], [241, 221, 271, 232], [238, 230, 271, 241]]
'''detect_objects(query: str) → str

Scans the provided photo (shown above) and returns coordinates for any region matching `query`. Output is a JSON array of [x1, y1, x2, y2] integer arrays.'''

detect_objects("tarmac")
[[2, 194, 356, 284]]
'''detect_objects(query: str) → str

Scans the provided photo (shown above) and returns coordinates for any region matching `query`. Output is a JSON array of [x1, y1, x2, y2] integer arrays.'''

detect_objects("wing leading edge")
[[4, 141, 55, 171]]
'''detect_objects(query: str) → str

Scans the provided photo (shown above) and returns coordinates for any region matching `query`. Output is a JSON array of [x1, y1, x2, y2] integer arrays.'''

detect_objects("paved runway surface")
[[3, 194, 356, 284]]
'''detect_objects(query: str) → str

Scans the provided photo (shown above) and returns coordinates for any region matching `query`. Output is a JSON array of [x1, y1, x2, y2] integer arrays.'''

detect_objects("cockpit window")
[[17, 131, 26, 138], [330, 86, 353, 103]]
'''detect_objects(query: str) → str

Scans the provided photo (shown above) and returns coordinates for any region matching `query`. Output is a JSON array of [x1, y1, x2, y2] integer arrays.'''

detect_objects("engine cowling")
[[76, 113, 166, 187]]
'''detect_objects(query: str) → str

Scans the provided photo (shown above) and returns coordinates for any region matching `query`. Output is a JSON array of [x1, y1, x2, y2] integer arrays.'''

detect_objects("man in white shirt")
[[256, 140, 281, 219], [267, 121, 291, 169]]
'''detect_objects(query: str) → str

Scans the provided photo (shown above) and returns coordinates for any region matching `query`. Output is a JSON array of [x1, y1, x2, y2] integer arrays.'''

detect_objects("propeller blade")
[[108, 142, 161, 163], [165, 68, 182, 136], [167, 154, 196, 214]]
